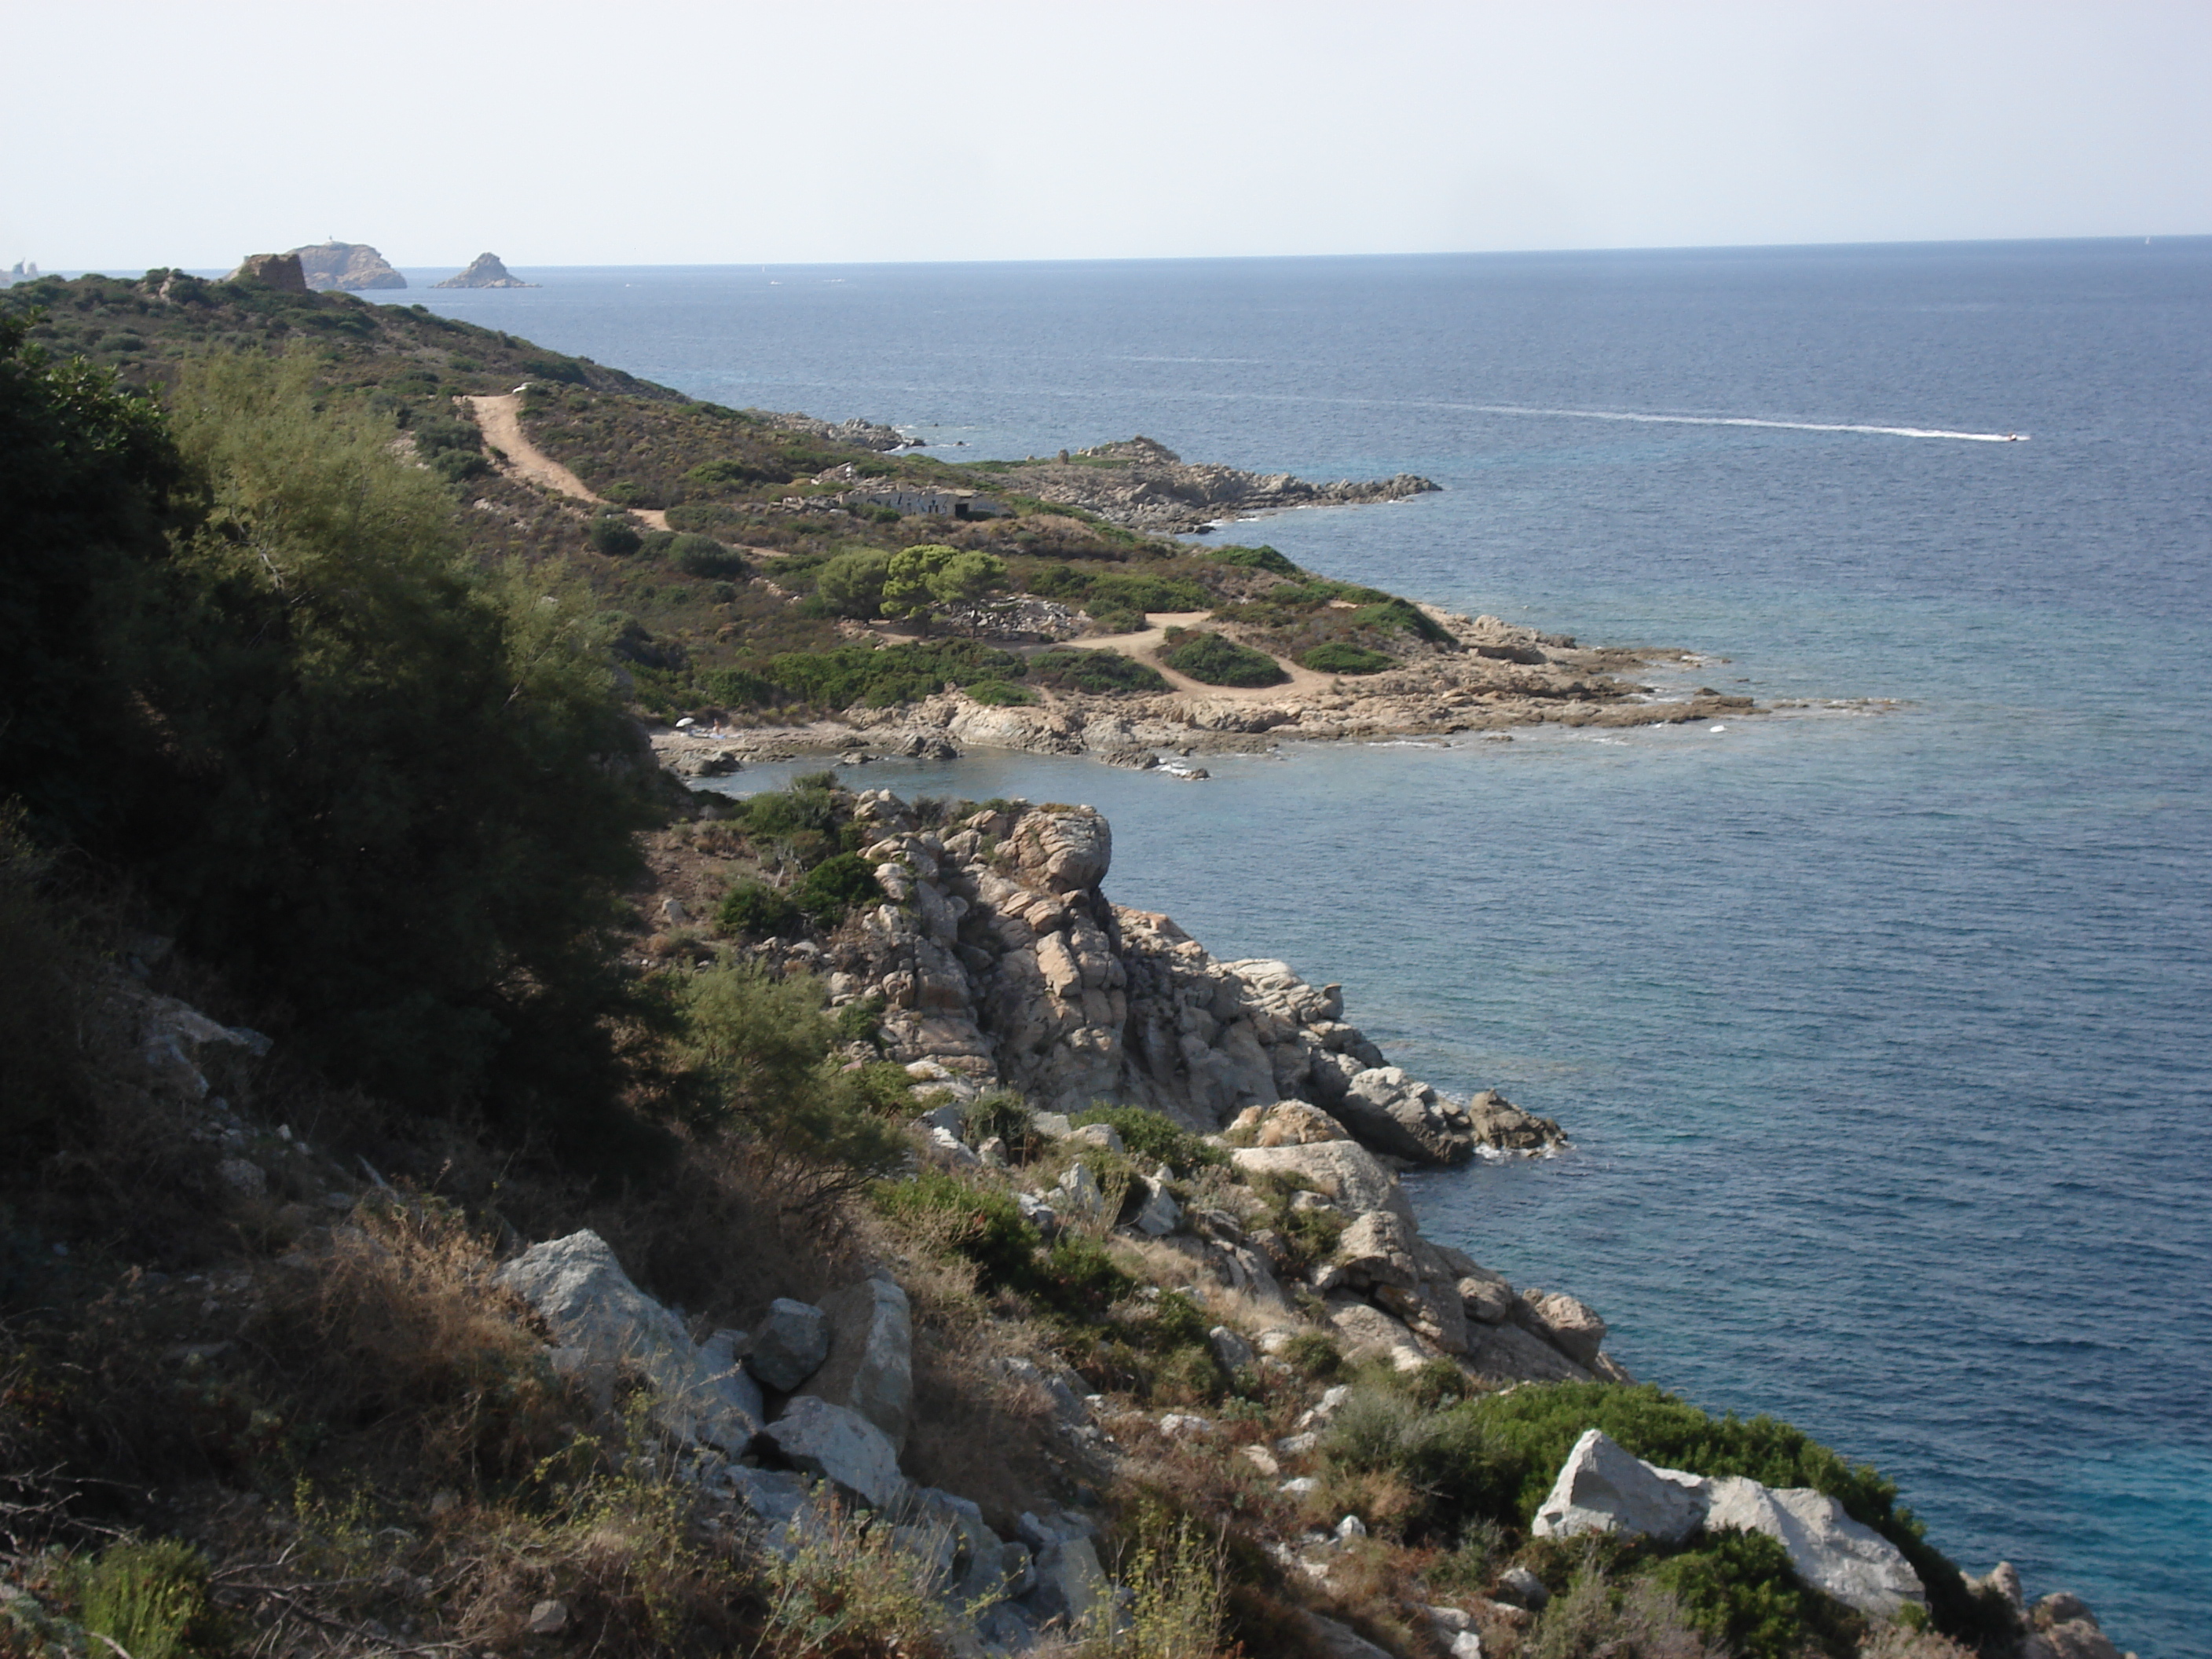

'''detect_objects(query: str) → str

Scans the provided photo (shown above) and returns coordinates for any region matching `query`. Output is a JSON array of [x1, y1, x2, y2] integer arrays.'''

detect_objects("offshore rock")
[[434, 251, 537, 288], [287, 240, 405, 291], [1465, 1089, 1567, 1152]]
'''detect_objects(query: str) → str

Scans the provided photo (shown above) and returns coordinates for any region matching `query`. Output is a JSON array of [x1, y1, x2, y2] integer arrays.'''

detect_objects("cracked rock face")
[[843, 793, 1525, 1155]]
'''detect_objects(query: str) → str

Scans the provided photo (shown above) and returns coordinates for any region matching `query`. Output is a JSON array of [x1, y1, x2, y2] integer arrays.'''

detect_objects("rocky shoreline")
[[653, 606, 1757, 780], [981, 436, 1441, 535]]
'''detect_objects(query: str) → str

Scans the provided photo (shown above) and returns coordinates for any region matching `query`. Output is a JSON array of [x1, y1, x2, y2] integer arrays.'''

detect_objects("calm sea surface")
[[378, 245, 2211, 1652]]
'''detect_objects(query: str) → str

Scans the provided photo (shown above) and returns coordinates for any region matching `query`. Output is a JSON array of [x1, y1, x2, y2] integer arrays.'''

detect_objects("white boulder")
[[1703, 1477, 1926, 1621], [1532, 1428, 1705, 1547], [758, 1395, 907, 1511]]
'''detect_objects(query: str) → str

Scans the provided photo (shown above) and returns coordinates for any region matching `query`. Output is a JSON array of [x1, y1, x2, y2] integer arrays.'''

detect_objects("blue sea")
[[375, 244, 2211, 1653]]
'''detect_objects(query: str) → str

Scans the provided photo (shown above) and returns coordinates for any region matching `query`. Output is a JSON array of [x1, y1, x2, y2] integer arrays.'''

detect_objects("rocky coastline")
[[984, 436, 1441, 535], [652, 602, 1756, 779], [602, 782, 2126, 1657]]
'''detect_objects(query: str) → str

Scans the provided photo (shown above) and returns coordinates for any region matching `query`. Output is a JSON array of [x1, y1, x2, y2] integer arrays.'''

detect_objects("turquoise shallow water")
[[380, 244, 2211, 1650]]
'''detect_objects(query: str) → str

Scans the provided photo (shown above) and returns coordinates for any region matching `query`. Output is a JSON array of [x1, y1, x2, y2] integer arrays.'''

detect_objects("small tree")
[[815, 548, 892, 618], [880, 544, 1007, 621]]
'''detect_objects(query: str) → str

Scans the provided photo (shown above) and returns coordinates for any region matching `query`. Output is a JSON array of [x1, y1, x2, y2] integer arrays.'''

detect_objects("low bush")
[[590, 513, 643, 557], [1320, 1389, 1510, 1541], [761, 640, 1029, 709], [716, 879, 800, 937], [1024, 646, 1170, 695], [1158, 628, 1287, 688], [1201, 543, 1304, 577], [1068, 1105, 1225, 1177], [64, 1538, 224, 1659], [668, 533, 747, 578], [1299, 641, 1395, 675], [1649, 1528, 1864, 1659], [1526, 1573, 1719, 1659], [796, 851, 879, 926], [964, 678, 1037, 706]]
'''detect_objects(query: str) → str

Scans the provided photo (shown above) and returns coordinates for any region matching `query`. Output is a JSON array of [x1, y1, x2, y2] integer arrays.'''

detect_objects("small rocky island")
[[434, 251, 537, 288], [287, 240, 406, 291]]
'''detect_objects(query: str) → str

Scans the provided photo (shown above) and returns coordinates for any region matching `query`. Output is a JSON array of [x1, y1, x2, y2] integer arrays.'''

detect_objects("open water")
[[378, 244, 2211, 1652]]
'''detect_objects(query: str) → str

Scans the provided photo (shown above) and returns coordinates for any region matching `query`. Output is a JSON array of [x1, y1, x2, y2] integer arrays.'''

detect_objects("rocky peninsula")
[[983, 437, 1441, 535]]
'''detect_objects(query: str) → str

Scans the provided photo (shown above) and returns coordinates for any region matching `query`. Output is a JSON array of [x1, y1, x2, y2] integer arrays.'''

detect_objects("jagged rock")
[[1055, 1160, 1106, 1221], [226, 253, 309, 292], [1496, 1566, 1550, 1610], [759, 1397, 906, 1511], [1533, 1429, 1705, 1547], [723, 1464, 817, 1531], [493, 1230, 763, 1456], [287, 240, 405, 291], [1229, 1101, 1349, 1145], [2023, 1621, 2126, 1659], [1064, 1122, 1124, 1154], [1231, 1142, 1415, 1223], [1024, 1534, 1107, 1629], [1326, 1297, 1429, 1371], [1514, 1290, 1608, 1368], [1209, 1326, 1256, 1373], [1464, 1319, 1594, 1383], [433, 251, 537, 289], [1299, 1612, 1396, 1659], [797, 1273, 913, 1455], [1465, 1089, 1566, 1152], [747, 1298, 830, 1392], [1127, 1171, 1181, 1236], [1335, 1067, 1478, 1163], [1703, 1478, 1926, 1621]]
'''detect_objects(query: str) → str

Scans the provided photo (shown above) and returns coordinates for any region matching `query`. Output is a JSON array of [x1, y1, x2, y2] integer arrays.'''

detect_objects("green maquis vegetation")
[[0, 322, 657, 1148], [1158, 627, 1291, 688]]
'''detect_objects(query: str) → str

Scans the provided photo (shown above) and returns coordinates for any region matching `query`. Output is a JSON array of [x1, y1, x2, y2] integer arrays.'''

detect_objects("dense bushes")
[[0, 337, 659, 1141], [1201, 542, 1304, 577], [1024, 647, 1169, 694], [1158, 628, 1288, 687], [1068, 1105, 1225, 1177], [760, 640, 1029, 709], [1299, 641, 1395, 674], [589, 511, 643, 556]]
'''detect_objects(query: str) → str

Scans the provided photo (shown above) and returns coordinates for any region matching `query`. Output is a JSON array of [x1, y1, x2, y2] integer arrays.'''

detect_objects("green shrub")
[[873, 1170, 1041, 1292], [676, 961, 904, 1178], [696, 666, 777, 707], [717, 878, 800, 936], [1649, 1528, 1863, 1659], [1024, 647, 1170, 695], [1035, 1233, 1133, 1318], [1202, 543, 1303, 577], [967, 1091, 1039, 1155], [65, 1537, 222, 1659], [1158, 628, 1287, 688], [834, 994, 888, 1049], [797, 851, 880, 926], [881, 544, 1009, 618], [762, 640, 1028, 709], [815, 548, 892, 618], [1282, 1329, 1344, 1381], [669, 533, 747, 578], [1299, 641, 1395, 675], [1527, 1573, 1716, 1659], [1349, 596, 1450, 643], [1320, 1389, 1511, 1540], [1068, 1105, 1225, 1176], [590, 513, 643, 556], [964, 678, 1036, 706]]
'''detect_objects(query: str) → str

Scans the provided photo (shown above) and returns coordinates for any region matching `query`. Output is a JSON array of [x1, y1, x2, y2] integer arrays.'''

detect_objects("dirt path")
[[464, 394, 671, 530], [1056, 611, 1340, 701]]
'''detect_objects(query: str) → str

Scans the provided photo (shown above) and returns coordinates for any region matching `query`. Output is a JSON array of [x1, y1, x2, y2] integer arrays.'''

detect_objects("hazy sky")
[[8, 0, 2207, 271]]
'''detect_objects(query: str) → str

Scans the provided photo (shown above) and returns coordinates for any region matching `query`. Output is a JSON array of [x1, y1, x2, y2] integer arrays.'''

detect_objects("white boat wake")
[[1468, 403, 2028, 442]]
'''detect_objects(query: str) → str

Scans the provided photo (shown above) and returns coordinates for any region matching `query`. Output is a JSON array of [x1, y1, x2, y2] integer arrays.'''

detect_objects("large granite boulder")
[[1231, 1141, 1415, 1223], [1335, 1067, 1478, 1163], [1514, 1289, 1608, 1368], [1532, 1429, 1705, 1547], [1704, 1477, 1925, 1621], [758, 1396, 906, 1511], [493, 1229, 763, 1456], [797, 1273, 914, 1455], [747, 1298, 830, 1392]]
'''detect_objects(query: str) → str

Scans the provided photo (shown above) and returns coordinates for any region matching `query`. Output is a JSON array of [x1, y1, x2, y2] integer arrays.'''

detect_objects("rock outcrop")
[[831, 793, 1561, 1165], [287, 240, 405, 291], [1532, 1429, 1927, 1621], [995, 436, 1440, 535], [433, 251, 537, 289], [225, 253, 309, 293]]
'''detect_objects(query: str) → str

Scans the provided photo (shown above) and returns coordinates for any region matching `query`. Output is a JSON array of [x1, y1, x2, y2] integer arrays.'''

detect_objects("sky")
[[6, 0, 2208, 272]]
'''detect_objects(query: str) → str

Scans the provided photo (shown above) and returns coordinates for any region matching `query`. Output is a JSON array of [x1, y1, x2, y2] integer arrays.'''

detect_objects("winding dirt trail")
[[1054, 611, 1338, 701], [465, 394, 671, 530]]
